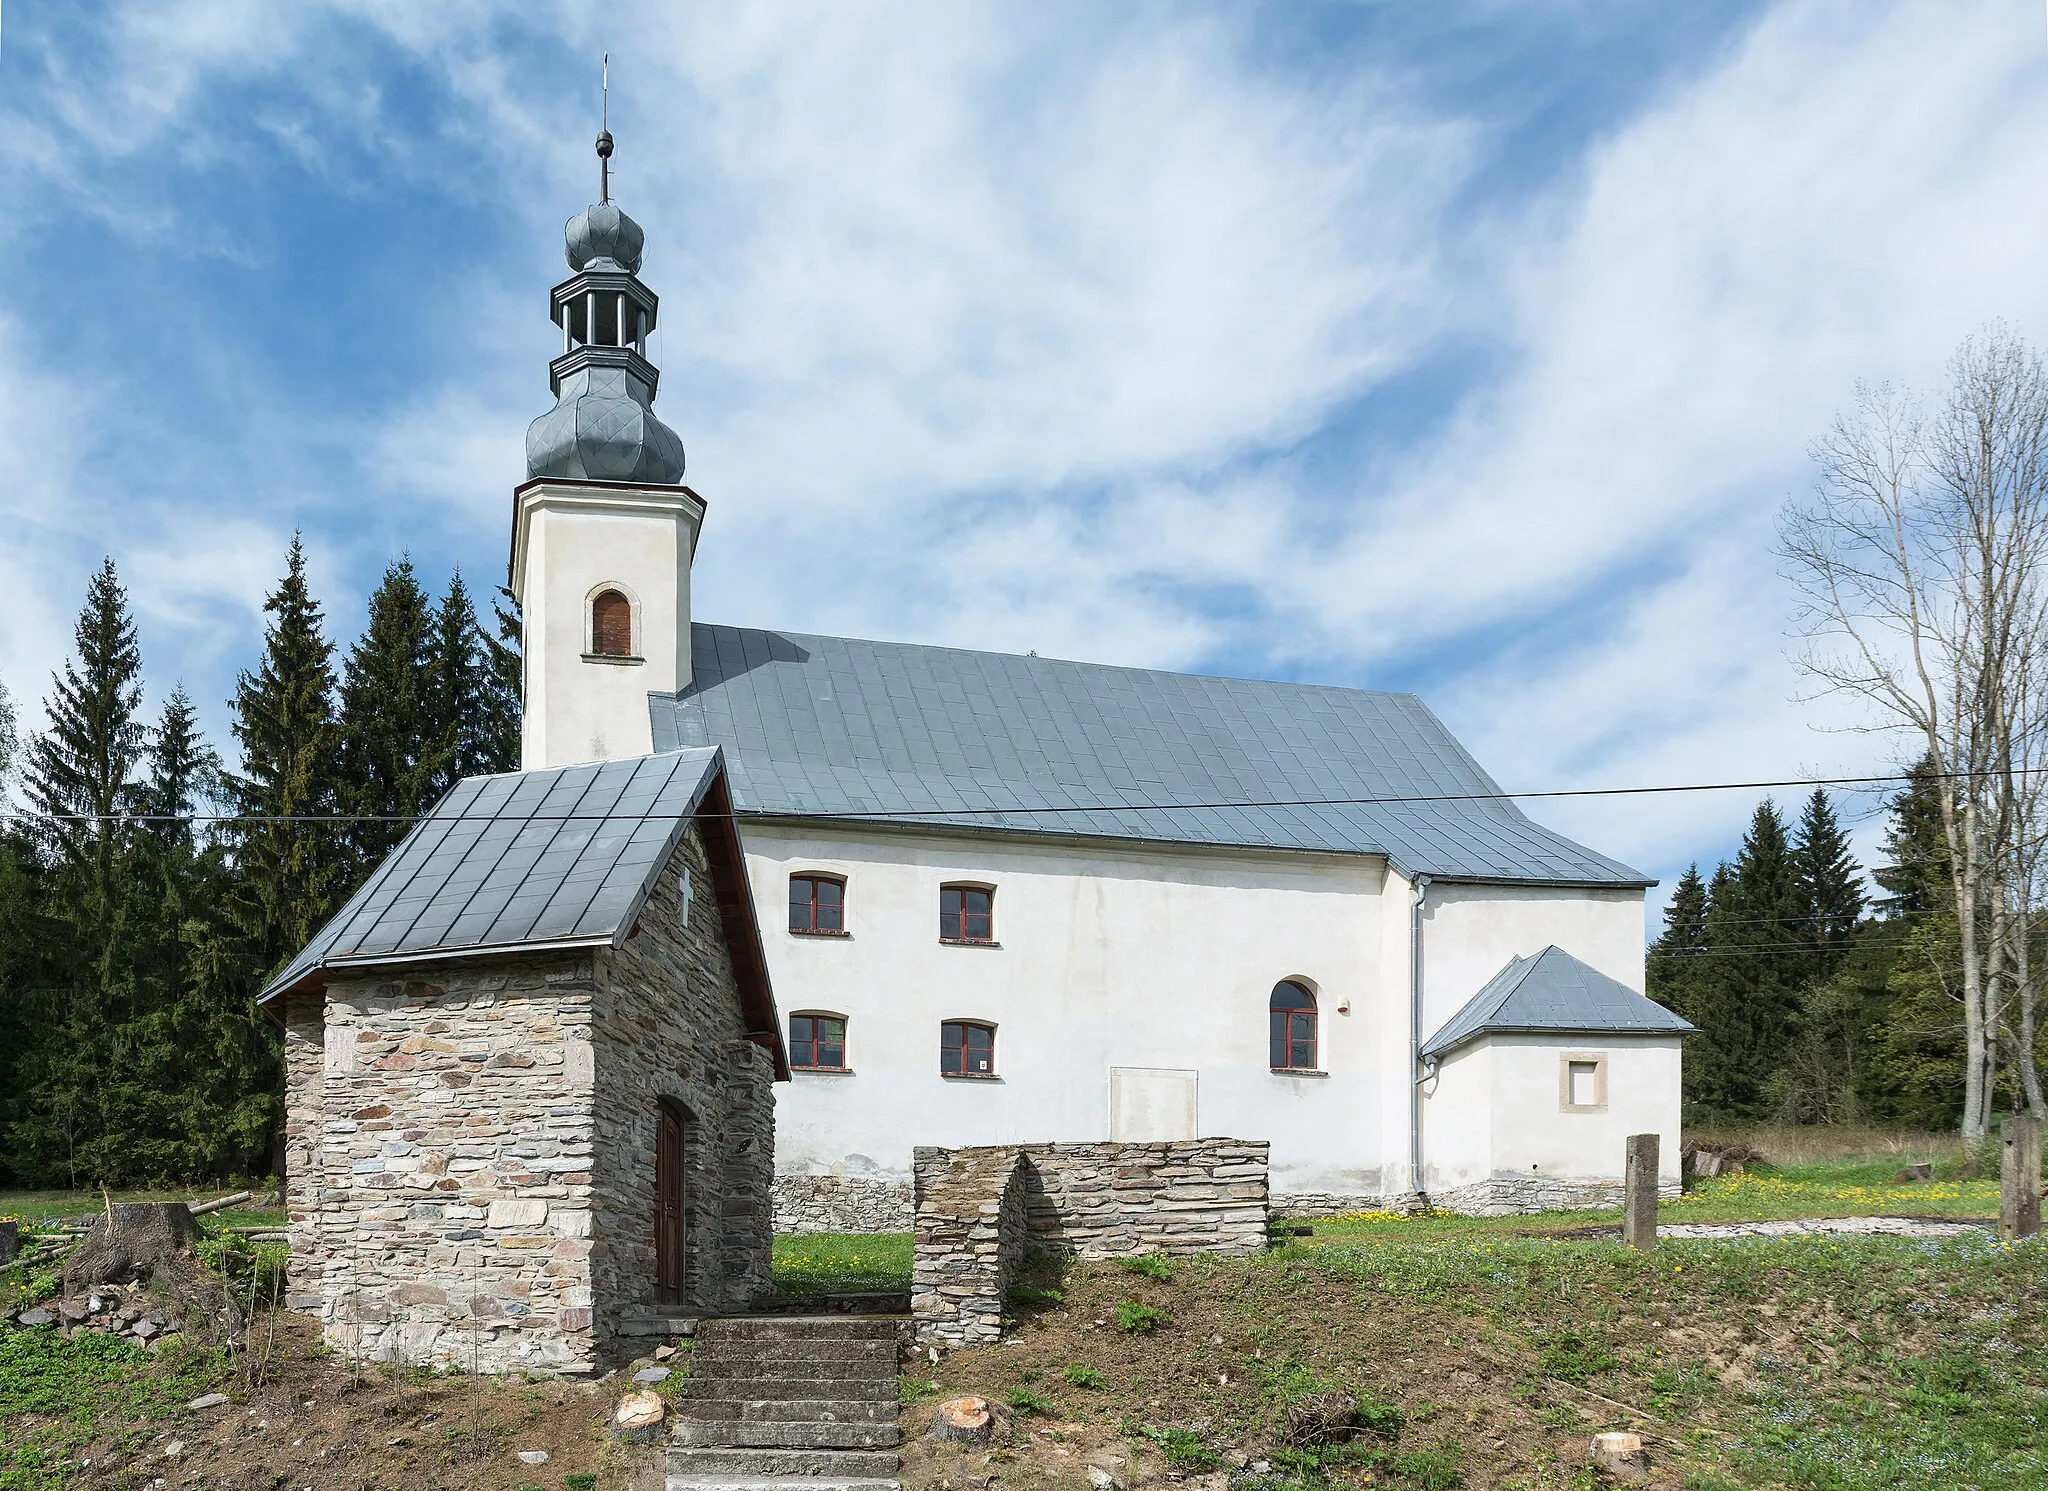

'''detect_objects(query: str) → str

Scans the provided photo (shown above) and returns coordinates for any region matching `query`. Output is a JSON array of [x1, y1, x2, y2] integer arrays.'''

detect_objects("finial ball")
[[596, 129, 614, 160]]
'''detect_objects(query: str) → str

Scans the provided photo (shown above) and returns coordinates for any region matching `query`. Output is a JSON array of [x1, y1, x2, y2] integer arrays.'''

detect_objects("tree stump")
[[929, 1395, 995, 1445], [61, 1203, 243, 1343], [610, 1389, 667, 1444], [0, 1221, 17, 1267], [1283, 1393, 1359, 1449], [1589, 1431, 1650, 1481]]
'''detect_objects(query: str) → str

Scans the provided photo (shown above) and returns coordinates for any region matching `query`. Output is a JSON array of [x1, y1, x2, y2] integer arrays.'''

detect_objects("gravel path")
[[1658, 1215, 1988, 1239]]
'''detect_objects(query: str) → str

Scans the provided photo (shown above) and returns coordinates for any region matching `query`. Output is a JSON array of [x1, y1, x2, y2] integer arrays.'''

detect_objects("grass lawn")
[[0, 1189, 285, 1233], [769, 1230, 914, 1296]]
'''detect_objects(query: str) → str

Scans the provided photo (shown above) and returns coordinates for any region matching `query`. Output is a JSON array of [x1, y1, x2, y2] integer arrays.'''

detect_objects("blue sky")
[[3, 1, 2047, 921]]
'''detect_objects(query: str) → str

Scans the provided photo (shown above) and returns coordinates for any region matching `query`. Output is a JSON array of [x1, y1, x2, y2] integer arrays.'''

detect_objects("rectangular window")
[[941, 1021, 996, 1077], [940, 885, 994, 943], [790, 1014, 847, 1071], [788, 875, 846, 935], [1560, 1054, 1607, 1112]]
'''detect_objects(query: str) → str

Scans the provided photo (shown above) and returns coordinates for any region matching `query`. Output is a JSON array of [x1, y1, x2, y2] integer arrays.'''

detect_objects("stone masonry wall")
[[909, 1147, 1028, 1347], [593, 831, 776, 1337], [1018, 1140, 1270, 1258], [287, 953, 602, 1375], [910, 1139, 1270, 1345], [772, 1175, 914, 1235]]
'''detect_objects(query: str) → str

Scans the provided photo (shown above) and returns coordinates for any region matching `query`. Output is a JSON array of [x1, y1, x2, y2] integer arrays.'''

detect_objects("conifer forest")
[[0, 541, 520, 1188]]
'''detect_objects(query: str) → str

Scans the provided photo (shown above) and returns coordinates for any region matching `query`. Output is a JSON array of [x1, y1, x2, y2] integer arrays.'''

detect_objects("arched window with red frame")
[[940, 1020, 996, 1077], [939, 884, 994, 943], [788, 874, 846, 935], [591, 588, 633, 657], [1270, 980, 1318, 1071], [789, 1013, 848, 1070]]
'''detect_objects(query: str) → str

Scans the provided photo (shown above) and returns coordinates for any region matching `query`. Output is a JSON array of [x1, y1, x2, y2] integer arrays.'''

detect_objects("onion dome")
[[525, 129, 684, 485]]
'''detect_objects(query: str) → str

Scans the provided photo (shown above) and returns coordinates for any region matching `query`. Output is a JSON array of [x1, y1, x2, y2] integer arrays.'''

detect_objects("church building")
[[510, 146, 1693, 1227]]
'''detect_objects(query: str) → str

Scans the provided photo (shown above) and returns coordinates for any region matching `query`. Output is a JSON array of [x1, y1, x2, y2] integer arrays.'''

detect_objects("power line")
[[0, 763, 1977, 828]]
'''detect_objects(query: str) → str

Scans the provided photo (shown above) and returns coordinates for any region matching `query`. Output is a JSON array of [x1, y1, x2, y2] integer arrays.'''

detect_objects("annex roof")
[[1421, 945, 1696, 1059], [259, 748, 785, 1072], [649, 625, 1652, 887]]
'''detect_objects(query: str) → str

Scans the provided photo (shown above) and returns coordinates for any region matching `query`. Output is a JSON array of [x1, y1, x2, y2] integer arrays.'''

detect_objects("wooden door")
[[656, 1102, 686, 1305]]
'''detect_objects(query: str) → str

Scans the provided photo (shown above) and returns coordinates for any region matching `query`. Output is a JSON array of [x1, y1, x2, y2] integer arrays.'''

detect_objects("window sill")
[[1560, 1105, 1609, 1115], [580, 652, 645, 667], [789, 929, 851, 939], [939, 939, 1002, 949], [942, 1073, 1003, 1082], [1270, 1068, 1329, 1079], [793, 1066, 854, 1076]]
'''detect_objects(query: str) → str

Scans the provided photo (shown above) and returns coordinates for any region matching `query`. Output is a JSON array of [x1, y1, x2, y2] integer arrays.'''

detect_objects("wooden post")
[[1623, 1133, 1659, 1252], [2001, 1116, 2042, 1241]]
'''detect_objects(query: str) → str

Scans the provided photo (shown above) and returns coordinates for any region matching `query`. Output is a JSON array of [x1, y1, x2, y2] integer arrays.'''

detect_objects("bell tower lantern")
[[510, 123, 703, 769]]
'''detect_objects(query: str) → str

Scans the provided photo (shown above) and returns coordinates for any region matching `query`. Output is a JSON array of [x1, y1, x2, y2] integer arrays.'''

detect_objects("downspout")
[[1408, 874, 1431, 1199]]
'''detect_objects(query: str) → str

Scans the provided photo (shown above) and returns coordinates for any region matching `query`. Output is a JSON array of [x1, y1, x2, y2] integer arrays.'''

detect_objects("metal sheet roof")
[[261, 748, 726, 1002], [648, 625, 1651, 886], [1421, 945, 1696, 1058]]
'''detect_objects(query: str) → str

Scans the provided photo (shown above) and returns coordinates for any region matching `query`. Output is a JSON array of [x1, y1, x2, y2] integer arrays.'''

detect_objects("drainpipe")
[[1408, 874, 1431, 1199]]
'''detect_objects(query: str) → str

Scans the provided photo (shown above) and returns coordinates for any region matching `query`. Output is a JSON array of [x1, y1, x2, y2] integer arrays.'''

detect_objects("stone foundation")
[[773, 1175, 914, 1234], [909, 1139, 1269, 1346], [1428, 1175, 1683, 1217], [1272, 1192, 1427, 1219]]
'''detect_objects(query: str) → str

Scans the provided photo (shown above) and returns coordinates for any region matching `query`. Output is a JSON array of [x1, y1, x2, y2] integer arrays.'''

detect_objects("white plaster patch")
[[323, 1022, 356, 1076], [563, 1038, 595, 1087]]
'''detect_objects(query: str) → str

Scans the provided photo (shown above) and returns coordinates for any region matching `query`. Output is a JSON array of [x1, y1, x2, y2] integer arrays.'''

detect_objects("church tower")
[[510, 123, 702, 769]]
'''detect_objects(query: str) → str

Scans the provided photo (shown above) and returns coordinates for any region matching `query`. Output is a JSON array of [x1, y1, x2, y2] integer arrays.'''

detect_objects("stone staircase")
[[669, 1315, 905, 1491]]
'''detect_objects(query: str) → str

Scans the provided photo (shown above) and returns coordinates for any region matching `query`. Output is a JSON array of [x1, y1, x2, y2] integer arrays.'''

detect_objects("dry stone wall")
[[910, 1139, 1270, 1346], [773, 1175, 913, 1234], [282, 825, 775, 1374]]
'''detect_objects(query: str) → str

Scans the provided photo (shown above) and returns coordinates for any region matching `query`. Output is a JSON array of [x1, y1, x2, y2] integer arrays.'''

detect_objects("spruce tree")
[[482, 584, 524, 770], [1874, 755, 1949, 918], [228, 536, 343, 976], [24, 557, 146, 936], [337, 557, 437, 868], [425, 569, 519, 789], [1647, 863, 1708, 1013], [1794, 788, 1865, 977]]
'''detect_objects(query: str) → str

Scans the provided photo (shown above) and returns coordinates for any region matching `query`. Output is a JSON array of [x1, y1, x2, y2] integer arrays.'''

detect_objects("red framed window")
[[1270, 981, 1318, 1071], [939, 884, 994, 943], [789, 875, 846, 935], [591, 589, 633, 657], [789, 1013, 848, 1071], [941, 1021, 996, 1077]]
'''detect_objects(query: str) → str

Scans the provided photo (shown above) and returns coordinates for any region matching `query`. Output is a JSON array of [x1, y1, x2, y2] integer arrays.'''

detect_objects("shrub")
[[1118, 1253, 1174, 1282], [564, 1477, 598, 1491], [1116, 1300, 1169, 1333], [1130, 1424, 1219, 1471], [1354, 1390, 1404, 1439], [1008, 1387, 1056, 1415], [1062, 1364, 1107, 1389]]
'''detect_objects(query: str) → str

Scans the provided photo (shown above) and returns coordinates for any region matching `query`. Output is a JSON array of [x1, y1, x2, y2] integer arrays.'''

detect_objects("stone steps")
[[673, 1420, 901, 1450], [669, 1315, 906, 1491], [682, 1398, 898, 1425], [668, 1448, 902, 1477]]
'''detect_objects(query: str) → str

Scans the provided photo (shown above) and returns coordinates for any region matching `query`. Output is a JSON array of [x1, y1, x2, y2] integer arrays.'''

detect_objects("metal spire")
[[596, 53, 613, 204]]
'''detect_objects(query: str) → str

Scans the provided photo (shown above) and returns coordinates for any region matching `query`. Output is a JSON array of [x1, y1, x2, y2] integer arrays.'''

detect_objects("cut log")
[[0, 1220, 17, 1267], [188, 1191, 254, 1218], [60, 1203, 243, 1343]]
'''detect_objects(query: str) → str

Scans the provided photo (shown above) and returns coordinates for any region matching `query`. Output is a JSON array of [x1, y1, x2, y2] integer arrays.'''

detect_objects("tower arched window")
[[591, 589, 634, 658], [1270, 980, 1319, 1072]]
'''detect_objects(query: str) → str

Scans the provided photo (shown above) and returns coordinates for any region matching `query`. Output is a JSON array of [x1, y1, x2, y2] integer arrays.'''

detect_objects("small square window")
[[1560, 1053, 1607, 1112]]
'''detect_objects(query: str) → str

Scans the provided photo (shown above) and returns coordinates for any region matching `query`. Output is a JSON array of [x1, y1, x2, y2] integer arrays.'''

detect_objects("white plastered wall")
[[1421, 1034, 1684, 1190], [510, 481, 704, 769], [741, 823, 1655, 1201], [745, 821, 1401, 1198]]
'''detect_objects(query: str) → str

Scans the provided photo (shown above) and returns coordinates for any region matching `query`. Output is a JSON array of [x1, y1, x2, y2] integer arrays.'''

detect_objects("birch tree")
[[1782, 327, 2048, 1140]]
